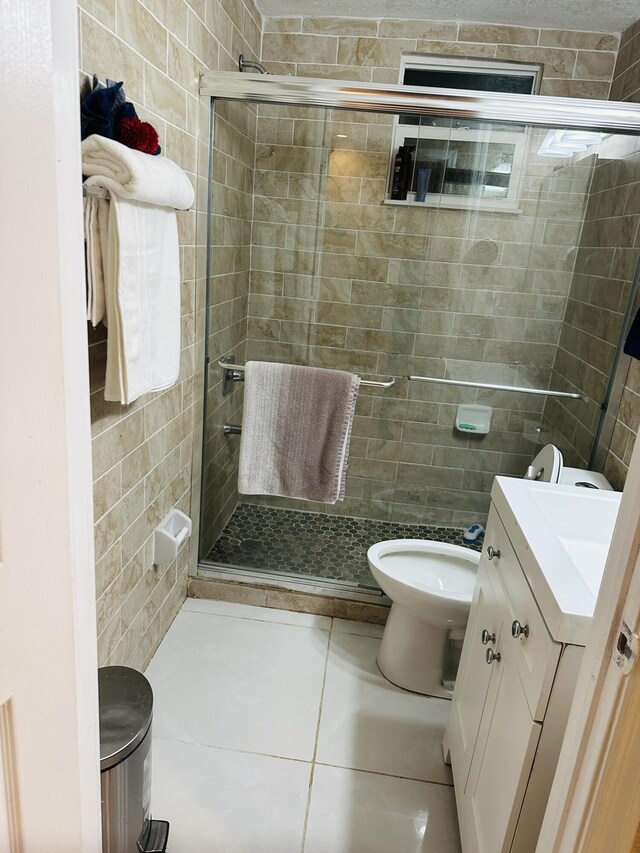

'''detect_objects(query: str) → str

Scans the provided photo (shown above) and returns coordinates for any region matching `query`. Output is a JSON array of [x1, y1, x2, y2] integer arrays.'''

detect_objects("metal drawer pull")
[[487, 546, 501, 560], [486, 648, 501, 664], [481, 629, 496, 645], [512, 620, 530, 639]]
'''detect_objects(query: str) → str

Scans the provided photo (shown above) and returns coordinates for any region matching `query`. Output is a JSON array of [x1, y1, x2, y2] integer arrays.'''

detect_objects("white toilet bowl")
[[367, 539, 479, 698]]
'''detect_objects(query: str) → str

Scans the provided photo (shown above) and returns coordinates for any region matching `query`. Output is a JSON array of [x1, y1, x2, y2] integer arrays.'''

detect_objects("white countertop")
[[491, 477, 622, 646]]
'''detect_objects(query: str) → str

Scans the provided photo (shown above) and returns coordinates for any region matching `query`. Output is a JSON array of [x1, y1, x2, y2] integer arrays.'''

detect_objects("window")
[[388, 55, 542, 213]]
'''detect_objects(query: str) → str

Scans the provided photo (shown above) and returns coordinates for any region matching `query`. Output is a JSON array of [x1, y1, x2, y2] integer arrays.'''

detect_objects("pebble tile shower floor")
[[205, 503, 482, 586]]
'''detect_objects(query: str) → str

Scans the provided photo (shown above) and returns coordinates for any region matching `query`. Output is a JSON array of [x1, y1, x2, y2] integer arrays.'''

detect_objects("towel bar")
[[406, 374, 588, 401], [223, 423, 242, 435], [83, 185, 109, 200], [218, 358, 395, 392], [82, 184, 192, 211]]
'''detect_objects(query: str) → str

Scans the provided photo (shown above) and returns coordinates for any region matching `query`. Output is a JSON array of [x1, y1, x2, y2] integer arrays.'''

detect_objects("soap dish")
[[455, 404, 492, 435]]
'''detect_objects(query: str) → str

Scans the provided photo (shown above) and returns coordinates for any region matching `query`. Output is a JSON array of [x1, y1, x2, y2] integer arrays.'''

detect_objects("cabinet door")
[[487, 511, 560, 721], [446, 556, 502, 794], [466, 653, 542, 853]]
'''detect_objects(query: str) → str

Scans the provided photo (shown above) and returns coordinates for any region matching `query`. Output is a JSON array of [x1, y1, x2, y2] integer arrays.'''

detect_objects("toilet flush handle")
[[487, 546, 501, 560]]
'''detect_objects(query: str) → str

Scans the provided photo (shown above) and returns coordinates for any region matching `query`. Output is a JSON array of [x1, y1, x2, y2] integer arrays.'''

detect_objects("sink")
[[492, 477, 622, 644], [528, 485, 621, 599]]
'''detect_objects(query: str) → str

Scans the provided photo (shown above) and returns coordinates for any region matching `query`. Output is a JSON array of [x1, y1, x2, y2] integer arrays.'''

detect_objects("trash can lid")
[[98, 666, 153, 771]]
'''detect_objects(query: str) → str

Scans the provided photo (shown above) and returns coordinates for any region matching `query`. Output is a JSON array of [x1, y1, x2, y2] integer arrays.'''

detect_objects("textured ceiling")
[[256, 0, 638, 36]]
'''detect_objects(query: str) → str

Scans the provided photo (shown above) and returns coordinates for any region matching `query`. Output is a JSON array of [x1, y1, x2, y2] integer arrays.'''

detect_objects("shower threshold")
[[197, 562, 387, 604], [200, 503, 482, 601]]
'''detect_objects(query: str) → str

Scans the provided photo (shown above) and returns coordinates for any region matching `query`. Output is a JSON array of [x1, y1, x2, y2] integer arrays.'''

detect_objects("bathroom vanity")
[[444, 477, 622, 853]]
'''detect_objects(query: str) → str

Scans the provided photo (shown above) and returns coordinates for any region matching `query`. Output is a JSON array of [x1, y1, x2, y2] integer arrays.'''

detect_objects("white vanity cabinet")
[[444, 503, 583, 853]]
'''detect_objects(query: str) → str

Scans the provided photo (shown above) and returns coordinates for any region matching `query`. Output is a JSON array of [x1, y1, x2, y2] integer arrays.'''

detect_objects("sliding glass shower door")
[[199, 82, 637, 593]]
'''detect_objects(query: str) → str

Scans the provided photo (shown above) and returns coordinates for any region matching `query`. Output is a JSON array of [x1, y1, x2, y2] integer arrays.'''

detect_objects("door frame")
[[0, 0, 102, 847]]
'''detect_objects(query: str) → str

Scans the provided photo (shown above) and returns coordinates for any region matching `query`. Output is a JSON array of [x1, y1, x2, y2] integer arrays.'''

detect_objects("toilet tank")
[[559, 468, 613, 490], [526, 444, 614, 491]]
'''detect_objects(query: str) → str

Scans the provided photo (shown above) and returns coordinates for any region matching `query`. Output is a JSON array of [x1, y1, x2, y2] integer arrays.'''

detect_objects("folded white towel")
[[82, 136, 194, 210], [81, 135, 190, 404], [103, 197, 181, 404]]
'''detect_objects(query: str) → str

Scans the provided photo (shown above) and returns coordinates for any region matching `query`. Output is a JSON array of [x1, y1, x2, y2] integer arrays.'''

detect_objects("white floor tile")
[[146, 610, 329, 760], [315, 632, 453, 783], [182, 597, 332, 630], [304, 765, 461, 853], [153, 738, 310, 853], [332, 618, 385, 638]]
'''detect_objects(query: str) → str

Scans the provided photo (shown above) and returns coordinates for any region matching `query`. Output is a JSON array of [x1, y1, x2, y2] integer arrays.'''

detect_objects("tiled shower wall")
[[80, 0, 262, 666], [243, 110, 596, 526], [605, 21, 640, 487], [543, 18, 640, 489], [232, 17, 620, 528]]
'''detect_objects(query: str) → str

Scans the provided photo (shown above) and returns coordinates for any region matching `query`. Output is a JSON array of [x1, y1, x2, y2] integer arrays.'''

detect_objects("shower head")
[[238, 54, 269, 75]]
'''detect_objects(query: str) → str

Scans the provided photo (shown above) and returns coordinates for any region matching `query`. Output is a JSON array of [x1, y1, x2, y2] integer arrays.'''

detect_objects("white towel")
[[81, 136, 193, 404], [102, 197, 181, 404], [81, 136, 194, 210], [83, 196, 109, 326]]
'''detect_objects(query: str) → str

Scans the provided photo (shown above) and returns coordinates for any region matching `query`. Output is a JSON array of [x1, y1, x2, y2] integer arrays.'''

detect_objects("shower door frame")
[[196, 72, 640, 597], [200, 71, 640, 133]]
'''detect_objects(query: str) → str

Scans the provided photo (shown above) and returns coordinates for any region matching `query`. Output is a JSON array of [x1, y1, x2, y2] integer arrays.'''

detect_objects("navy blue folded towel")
[[81, 79, 126, 141]]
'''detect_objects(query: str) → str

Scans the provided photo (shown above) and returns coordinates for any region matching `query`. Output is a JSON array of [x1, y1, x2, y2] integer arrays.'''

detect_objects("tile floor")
[[145, 598, 462, 852], [205, 502, 482, 587]]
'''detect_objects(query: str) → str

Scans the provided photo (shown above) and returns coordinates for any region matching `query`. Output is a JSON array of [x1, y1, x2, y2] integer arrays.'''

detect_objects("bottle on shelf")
[[390, 145, 408, 199]]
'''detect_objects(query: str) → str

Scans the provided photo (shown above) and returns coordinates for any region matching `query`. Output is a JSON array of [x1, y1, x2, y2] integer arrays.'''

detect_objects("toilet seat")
[[367, 540, 477, 603]]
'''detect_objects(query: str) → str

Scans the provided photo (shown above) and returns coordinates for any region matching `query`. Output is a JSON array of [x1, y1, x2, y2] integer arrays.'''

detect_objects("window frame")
[[386, 53, 543, 213]]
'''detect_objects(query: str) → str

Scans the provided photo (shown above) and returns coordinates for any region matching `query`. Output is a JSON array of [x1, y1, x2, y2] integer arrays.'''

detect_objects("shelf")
[[383, 197, 522, 214]]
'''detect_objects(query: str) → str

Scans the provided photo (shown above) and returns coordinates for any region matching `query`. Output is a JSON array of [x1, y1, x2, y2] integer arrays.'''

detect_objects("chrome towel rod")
[[218, 359, 395, 389], [406, 374, 587, 401], [83, 185, 109, 200]]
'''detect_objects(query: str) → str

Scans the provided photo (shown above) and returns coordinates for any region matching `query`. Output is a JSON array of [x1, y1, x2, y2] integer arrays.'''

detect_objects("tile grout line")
[[312, 759, 454, 788], [299, 623, 334, 853]]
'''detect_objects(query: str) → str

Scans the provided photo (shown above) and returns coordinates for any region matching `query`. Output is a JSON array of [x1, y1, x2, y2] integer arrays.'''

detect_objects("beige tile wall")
[[542, 138, 640, 483], [243, 106, 596, 526], [588, 20, 640, 488], [261, 17, 618, 97], [543, 19, 640, 490], [80, 0, 262, 667], [232, 17, 619, 528]]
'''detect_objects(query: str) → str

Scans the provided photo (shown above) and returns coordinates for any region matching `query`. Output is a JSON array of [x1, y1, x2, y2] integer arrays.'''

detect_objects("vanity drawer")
[[483, 509, 561, 722]]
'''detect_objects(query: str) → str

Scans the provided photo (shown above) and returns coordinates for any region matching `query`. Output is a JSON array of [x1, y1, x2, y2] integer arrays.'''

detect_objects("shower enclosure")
[[197, 73, 640, 599]]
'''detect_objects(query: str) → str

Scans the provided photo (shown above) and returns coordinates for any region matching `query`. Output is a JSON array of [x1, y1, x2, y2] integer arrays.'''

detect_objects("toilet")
[[525, 443, 613, 490], [367, 444, 612, 699], [367, 540, 480, 698]]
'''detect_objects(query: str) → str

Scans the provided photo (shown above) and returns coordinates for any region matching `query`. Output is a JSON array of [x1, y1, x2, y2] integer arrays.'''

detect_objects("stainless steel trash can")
[[99, 666, 169, 853]]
